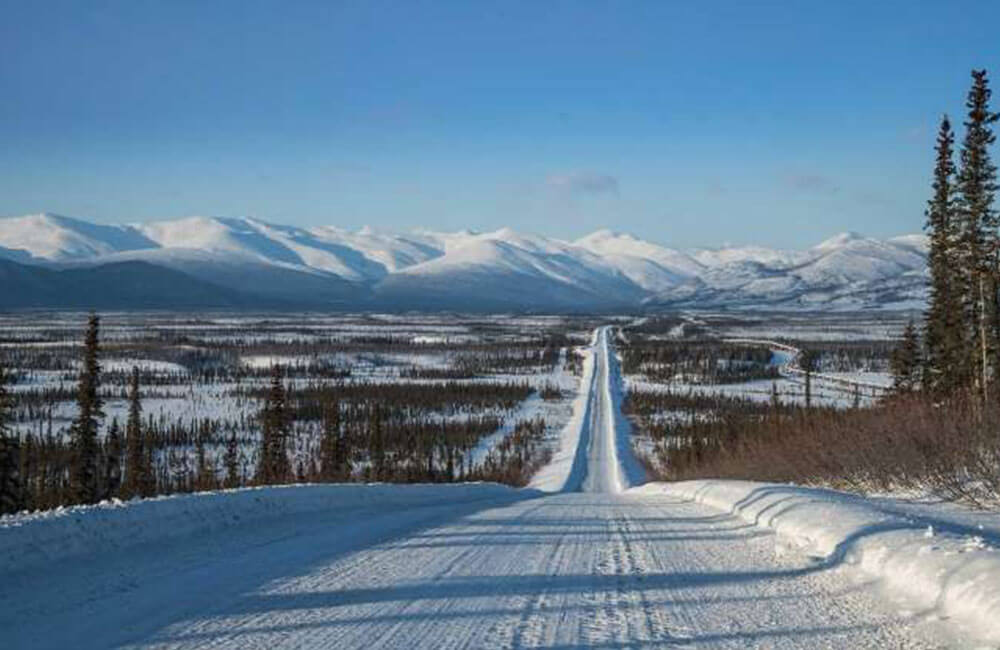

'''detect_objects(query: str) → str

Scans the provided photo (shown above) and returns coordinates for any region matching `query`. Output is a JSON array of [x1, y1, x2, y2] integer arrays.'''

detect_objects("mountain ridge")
[[0, 213, 928, 311]]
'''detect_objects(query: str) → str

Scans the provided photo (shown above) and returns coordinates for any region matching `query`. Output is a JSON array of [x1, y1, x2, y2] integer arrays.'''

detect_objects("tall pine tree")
[[891, 321, 922, 393], [922, 116, 965, 393], [223, 431, 240, 489], [123, 366, 149, 498], [104, 418, 123, 499], [955, 69, 999, 402], [319, 400, 350, 482], [69, 313, 104, 504], [369, 403, 386, 481], [798, 349, 818, 409], [256, 365, 291, 485]]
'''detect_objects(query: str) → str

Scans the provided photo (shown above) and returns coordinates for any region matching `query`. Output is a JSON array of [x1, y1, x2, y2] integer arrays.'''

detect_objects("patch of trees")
[[0, 316, 554, 514], [471, 418, 550, 486], [621, 339, 779, 384], [895, 69, 1000, 401]]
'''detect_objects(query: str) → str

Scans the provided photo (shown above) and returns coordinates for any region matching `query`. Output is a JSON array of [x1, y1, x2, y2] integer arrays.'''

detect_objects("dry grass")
[[641, 393, 1000, 509]]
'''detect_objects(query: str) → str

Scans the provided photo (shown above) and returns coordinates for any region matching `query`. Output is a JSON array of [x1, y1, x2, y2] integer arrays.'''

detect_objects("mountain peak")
[[579, 229, 635, 242], [813, 231, 866, 250]]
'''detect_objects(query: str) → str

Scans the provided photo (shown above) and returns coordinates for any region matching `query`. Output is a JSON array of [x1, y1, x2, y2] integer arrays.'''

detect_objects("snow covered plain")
[[0, 314, 587, 481], [622, 313, 899, 410], [3, 326, 998, 648]]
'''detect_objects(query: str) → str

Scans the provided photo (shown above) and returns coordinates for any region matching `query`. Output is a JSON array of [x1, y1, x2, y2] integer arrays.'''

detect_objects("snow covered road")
[[2, 327, 956, 648], [125, 493, 938, 649]]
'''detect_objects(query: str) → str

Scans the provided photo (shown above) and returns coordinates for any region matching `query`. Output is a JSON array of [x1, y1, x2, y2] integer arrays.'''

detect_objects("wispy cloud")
[[545, 171, 620, 197], [782, 173, 840, 195]]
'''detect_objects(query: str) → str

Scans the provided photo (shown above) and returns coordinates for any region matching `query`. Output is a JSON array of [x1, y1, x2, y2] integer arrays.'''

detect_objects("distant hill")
[[0, 258, 261, 309]]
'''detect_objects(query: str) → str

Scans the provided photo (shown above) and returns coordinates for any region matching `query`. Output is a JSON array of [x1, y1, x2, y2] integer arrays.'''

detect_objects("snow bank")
[[633, 480, 1000, 643], [0, 482, 531, 577], [603, 328, 648, 492], [529, 344, 595, 492]]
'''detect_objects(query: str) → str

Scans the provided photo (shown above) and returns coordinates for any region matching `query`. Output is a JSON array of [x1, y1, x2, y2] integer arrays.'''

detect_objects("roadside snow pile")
[[0, 483, 531, 576], [634, 480, 1000, 643], [529, 344, 595, 492]]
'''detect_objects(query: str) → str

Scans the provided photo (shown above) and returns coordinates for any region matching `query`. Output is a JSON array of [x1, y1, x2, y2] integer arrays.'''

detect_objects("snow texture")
[[637, 480, 1000, 644]]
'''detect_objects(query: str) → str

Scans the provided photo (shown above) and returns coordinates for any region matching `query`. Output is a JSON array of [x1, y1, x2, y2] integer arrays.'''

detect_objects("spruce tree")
[[319, 400, 347, 482], [256, 365, 291, 485], [69, 313, 104, 504], [104, 418, 123, 499], [955, 69, 999, 401], [144, 444, 157, 497], [0, 364, 21, 515], [369, 403, 385, 481], [891, 321, 922, 393], [224, 431, 240, 489], [923, 115, 965, 393], [123, 367, 146, 499], [798, 349, 818, 408]]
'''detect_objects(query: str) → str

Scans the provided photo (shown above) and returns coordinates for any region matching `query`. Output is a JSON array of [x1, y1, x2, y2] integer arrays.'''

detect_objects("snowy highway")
[[3, 328, 952, 649]]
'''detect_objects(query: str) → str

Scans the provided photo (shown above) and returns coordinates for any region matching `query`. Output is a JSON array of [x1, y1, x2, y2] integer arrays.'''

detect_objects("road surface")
[[5, 327, 947, 649]]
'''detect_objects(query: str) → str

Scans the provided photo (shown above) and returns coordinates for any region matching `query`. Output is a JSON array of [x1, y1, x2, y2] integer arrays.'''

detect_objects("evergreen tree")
[[104, 418, 123, 499], [144, 444, 157, 497], [319, 400, 349, 481], [891, 321, 922, 393], [224, 431, 240, 489], [18, 434, 33, 512], [123, 367, 147, 498], [369, 403, 386, 481], [955, 69, 999, 401], [923, 115, 965, 393], [0, 364, 21, 515], [798, 349, 818, 408], [256, 365, 291, 485], [69, 313, 104, 504]]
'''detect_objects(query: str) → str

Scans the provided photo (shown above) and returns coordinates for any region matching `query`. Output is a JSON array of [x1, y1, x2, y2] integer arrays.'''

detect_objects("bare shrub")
[[634, 391, 1000, 509]]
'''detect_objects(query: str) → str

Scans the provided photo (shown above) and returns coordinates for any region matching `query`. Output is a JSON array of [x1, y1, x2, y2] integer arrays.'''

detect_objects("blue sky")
[[1, 1, 999, 248]]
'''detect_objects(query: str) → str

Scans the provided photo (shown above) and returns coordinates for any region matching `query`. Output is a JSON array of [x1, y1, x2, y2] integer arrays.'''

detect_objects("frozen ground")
[[3, 326, 996, 648]]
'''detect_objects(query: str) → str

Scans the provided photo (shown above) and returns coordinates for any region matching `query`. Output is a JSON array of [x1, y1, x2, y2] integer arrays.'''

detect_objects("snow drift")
[[634, 480, 1000, 643], [0, 482, 535, 577]]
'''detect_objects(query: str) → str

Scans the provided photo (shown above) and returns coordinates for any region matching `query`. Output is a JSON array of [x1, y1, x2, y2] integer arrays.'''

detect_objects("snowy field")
[[620, 312, 902, 409], [1, 313, 598, 481]]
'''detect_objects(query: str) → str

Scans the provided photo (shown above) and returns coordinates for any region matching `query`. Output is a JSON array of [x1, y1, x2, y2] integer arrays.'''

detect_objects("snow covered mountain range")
[[0, 213, 928, 311]]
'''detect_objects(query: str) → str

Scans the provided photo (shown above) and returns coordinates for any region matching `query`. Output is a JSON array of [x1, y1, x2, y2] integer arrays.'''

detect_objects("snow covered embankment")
[[528, 334, 597, 492], [633, 480, 1000, 643], [0, 483, 532, 577]]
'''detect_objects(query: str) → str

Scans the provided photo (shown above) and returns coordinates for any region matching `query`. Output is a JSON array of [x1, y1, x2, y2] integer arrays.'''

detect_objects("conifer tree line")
[[0, 363, 19, 513], [0, 315, 550, 514], [895, 69, 1000, 399]]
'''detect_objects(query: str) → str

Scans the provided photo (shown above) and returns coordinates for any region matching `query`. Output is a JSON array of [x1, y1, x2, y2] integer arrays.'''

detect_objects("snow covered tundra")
[[2, 321, 1000, 649]]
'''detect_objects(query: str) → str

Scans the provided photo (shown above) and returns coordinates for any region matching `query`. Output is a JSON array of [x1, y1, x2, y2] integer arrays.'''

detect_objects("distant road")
[[725, 337, 891, 398]]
